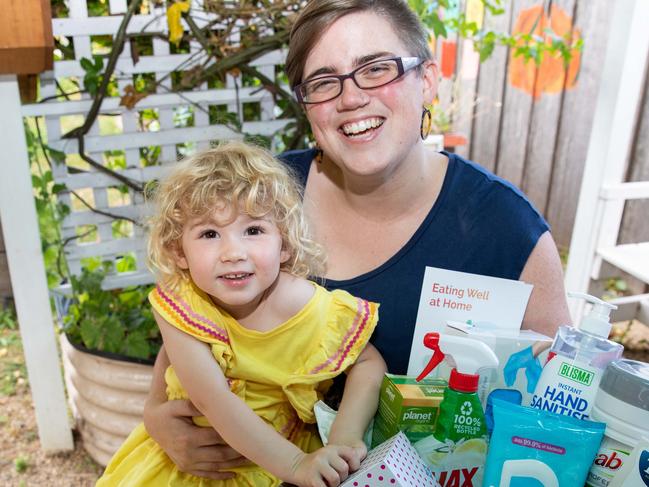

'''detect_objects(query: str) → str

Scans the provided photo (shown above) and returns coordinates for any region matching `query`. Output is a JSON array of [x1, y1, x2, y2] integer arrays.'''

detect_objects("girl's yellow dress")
[[97, 280, 379, 486]]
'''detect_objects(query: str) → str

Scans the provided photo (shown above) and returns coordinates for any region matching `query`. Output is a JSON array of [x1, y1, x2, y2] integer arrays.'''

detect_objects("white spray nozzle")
[[439, 334, 499, 375], [568, 292, 617, 338], [417, 332, 499, 381]]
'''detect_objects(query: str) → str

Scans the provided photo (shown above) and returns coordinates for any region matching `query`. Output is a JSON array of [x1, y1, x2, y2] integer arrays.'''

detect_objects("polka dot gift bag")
[[341, 432, 440, 487]]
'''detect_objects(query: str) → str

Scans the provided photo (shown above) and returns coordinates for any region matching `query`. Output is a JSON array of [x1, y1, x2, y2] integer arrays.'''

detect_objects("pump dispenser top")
[[569, 291, 617, 337], [528, 292, 624, 420]]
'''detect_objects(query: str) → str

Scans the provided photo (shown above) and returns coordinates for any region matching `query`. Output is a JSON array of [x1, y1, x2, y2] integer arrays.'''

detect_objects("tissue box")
[[444, 321, 552, 408], [372, 374, 446, 448], [341, 431, 440, 487]]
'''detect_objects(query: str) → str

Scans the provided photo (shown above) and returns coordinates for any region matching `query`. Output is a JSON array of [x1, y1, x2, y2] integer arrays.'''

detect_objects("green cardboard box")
[[371, 373, 446, 447]]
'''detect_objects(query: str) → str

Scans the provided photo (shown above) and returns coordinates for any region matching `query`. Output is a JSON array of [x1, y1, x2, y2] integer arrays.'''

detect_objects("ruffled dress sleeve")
[[148, 280, 232, 373], [283, 288, 380, 423]]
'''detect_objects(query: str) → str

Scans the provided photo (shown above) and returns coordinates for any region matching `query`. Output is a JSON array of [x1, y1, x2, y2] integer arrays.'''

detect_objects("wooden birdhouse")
[[0, 0, 53, 74]]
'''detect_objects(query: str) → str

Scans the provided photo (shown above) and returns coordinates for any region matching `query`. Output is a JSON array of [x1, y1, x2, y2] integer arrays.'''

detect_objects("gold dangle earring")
[[420, 106, 433, 140], [314, 142, 324, 164]]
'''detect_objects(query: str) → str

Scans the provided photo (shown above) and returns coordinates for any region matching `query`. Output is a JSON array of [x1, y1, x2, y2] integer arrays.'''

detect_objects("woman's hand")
[[290, 445, 357, 487], [143, 346, 248, 479], [143, 398, 249, 479]]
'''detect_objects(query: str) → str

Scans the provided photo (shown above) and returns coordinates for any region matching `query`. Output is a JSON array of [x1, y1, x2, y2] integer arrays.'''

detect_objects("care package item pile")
[[335, 289, 649, 487], [483, 399, 605, 486]]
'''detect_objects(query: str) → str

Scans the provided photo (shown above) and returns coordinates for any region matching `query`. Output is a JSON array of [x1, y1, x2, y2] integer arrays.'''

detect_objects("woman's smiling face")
[[302, 11, 437, 178]]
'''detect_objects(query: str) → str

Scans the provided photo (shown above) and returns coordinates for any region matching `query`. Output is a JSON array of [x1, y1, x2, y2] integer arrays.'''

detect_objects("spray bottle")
[[528, 292, 624, 420], [413, 332, 499, 487]]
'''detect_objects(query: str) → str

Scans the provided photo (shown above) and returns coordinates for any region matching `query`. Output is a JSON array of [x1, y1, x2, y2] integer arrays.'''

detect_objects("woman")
[[142, 0, 571, 480]]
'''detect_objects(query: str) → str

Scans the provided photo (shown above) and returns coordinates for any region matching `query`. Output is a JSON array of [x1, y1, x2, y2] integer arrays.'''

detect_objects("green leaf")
[[93, 55, 104, 70], [477, 40, 495, 62], [84, 78, 98, 96], [14, 456, 29, 473], [35, 199, 47, 213], [430, 15, 448, 39], [79, 57, 95, 72], [123, 331, 150, 359], [51, 183, 67, 194], [58, 202, 71, 218], [614, 279, 628, 292], [79, 315, 102, 349], [116, 254, 137, 273], [102, 316, 125, 353], [44, 145, 66, 165]]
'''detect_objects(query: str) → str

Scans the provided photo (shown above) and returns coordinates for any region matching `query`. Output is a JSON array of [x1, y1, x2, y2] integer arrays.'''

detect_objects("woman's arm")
[[156, 311, 354, 486], [142, 347, 246, 479], [327, 344, 387, 469], [520, 231, 572, 337]]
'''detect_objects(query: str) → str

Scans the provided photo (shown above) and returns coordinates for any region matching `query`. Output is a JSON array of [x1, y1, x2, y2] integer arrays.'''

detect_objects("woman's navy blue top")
[[279, 149, 549, 374]]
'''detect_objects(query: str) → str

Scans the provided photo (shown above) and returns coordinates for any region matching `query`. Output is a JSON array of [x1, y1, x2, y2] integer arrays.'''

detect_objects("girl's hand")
[[343, 440, 367, 472], [290, 445, 356, 487]]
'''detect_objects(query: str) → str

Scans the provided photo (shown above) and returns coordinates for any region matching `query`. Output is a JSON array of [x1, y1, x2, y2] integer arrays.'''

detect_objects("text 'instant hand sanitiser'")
[[529, 292, 624, 420]]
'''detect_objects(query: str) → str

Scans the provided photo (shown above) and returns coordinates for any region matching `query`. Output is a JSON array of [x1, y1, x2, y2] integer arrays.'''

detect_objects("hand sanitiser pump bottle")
[[529, 292, 623, 420]]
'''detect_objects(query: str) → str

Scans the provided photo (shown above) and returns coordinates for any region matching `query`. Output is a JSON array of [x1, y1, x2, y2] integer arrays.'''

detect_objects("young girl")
[[97, 141, 386, 487]]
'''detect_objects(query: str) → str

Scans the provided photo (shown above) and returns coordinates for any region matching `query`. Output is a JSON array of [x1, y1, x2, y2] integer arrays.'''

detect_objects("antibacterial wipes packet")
[[483, 399, 605, 487]]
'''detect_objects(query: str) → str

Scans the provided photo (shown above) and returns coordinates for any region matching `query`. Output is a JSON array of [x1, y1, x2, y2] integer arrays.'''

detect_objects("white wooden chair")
[[564, 0, 649, 325]]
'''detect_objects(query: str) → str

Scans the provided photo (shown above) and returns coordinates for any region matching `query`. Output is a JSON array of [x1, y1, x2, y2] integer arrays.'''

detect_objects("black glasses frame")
[[293, 56, 424, 104]]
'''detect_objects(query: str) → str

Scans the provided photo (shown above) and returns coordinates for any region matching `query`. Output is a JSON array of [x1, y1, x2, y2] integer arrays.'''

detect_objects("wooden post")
[[0, 75, 73, 451], [0, 0, 72, 451]]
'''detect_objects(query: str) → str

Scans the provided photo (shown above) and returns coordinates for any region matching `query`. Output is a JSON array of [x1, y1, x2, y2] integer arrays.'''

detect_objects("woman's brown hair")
[[285, 0, 433, 88]]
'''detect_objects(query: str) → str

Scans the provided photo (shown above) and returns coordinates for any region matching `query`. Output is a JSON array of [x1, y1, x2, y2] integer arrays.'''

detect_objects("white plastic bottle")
[[528, 293, 623, 420], [586, 359, 649, 487]]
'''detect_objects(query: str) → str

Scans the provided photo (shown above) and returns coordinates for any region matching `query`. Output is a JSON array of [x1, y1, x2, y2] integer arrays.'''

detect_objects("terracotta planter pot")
[[59, 334, 153, 466]]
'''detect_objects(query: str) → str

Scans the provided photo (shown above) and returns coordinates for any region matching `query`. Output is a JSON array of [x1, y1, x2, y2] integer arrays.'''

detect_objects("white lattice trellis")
[[23, 0, 293, 290], [2, 0, 295, 451]]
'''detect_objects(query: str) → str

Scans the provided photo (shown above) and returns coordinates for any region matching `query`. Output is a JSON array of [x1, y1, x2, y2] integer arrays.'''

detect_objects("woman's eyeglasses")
[[293, 57, 424, 104]]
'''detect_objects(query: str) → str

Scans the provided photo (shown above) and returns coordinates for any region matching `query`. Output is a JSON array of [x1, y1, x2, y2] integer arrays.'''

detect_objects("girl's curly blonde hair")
[[147, 141, 325, 288]]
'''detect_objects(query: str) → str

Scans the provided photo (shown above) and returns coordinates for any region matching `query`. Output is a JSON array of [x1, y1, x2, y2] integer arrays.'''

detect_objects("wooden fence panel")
[[620, 67, 649, 245], [544, 0, 612, 248], [451, 0, 479, 159], [494, 0, 541, 189], [520, 0, 577, 216], [468, 1, 512, 173]]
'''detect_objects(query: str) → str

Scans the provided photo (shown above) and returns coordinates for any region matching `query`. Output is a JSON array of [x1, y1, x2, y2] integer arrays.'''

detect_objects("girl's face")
[[175, 205, 290, 319], [302, 11, 437, 178]]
